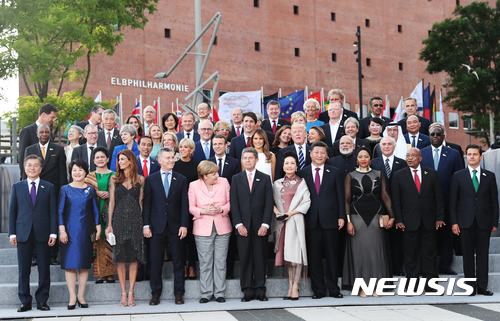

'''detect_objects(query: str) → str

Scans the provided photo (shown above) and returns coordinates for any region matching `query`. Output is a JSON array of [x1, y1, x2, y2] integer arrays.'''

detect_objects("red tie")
[[246, 137, 251, 147], [413, 169, 420, 193], [272, 120, 277, 133], [236, 126, 241, 136], [143, 159, 148, 177]]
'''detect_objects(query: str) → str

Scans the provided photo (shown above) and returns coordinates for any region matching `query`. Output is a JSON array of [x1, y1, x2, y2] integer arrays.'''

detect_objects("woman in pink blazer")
[[188, 161, 232, 303]]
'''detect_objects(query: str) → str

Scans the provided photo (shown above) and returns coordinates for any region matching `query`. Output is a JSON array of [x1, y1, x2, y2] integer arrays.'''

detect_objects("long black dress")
[[342, 169, 393, 290]]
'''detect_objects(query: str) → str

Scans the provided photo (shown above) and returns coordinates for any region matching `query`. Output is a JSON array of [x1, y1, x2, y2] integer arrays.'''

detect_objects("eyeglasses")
[[199, 128, 213, 131], [372, 104, 383, 107], [429, 133, 442, 137], [217, 129, 230, 132], [86, 132, 98, 136]]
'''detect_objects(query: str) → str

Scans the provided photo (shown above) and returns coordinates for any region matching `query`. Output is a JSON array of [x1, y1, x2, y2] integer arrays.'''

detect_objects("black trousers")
[[226, 231, 238, 276], [306, 225, 340, 296], [236, 224, 267, 298], [403, 224, 438, 279], [150, 226, 185, 296], [389, 226, 405, 274], [437, 211, 454, 269], [461, 219, 491, 290]]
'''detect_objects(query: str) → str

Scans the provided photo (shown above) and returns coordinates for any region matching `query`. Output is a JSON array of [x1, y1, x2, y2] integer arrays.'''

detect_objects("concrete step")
[[0, 248, 16, 264], [0, 234, 12, 248]]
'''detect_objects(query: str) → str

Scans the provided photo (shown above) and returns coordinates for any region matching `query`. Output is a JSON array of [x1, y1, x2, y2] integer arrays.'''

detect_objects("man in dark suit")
[[230, 147, 273, 302], [193, 103, 216, 131], [18, 103, 58, 178], [176, 112, 200, 142], [330, 117, 371, 157], [193, 120, 215, 162], [275, 124, 310, 180], [143, 147, 189, 305], [321, 102, 346, 149], [398, 97, 430, 136], [318, 89, 358, 123], [229, 112, 258, 160], [404, 115, 431, 149], [72, 124, 99, 172], [450, 144, 499, 296], [137, 136, 160, 177], [357, 97, 392, 139], [261, 100, 291, 134], [371, 136, 408, 275], [97, 109, 123, 166], [227, 108, 243, 142], [428, 122, 465, 167], [392, 147, 445, 291], [75, 105, 105, 144], [299, 141, 345, 299], [9, 155, 58, 312], [328, 136, 357, 180], [420, 124, 463, 275]]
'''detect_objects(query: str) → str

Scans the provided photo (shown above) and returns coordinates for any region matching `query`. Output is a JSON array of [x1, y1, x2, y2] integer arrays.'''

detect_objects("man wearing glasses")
[[398, 97, 430, 136], [357, 97, 392, 139], [76, 105, 104, 144], [320, 102, 346, 149], [193, 103, 216, 131], [193, 120, 215, 162], [318, 89, 358, 124], [72, 124, 100, 172]]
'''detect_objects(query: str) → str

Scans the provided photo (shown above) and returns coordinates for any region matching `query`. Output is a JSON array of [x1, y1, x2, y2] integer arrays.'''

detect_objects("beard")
[[340, 147, 354, 155]]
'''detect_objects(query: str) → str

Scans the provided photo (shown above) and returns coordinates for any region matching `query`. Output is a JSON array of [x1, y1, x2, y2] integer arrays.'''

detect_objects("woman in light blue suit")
[[110, 124, 140, 171]]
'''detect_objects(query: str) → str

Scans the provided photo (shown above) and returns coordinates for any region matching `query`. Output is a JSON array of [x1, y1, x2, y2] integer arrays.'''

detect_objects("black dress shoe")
[[312, 294, 325, 299], [37, 302, 50, 311], [241, 296, 253, 302], [226, 274, 234, 280], [477, 288, 494, 296], [439, 268, 457, 275], [291, 297, 299, 301], [67, 303, 76, 310], [17, 303, 31, 312], [330, 292, 343, 298], [95, 278, 105, 284], [199, 298, 209, 303], [106, 277, 116, 283], [77, 300, 89, 308], [149, 295, 160, 306], [258, 296, 268, 301], [31, 257, 37, 266], [50, 258, 60, 265], [216, 297, 226, 303]]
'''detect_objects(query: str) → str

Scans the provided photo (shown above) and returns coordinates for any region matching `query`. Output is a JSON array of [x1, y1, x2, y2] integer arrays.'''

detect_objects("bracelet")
[[60, 231, 66, 234], [346, 215, 351, 223]]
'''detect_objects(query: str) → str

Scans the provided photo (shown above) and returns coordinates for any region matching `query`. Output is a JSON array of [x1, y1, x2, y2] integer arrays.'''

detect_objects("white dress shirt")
[[87, 143, 98, 169], [234, 124, 242, 136], [433, 144, 443, 165], [39, 141, 49, 157], [215, 154, 226, 174], [410, 165, 422, 183], [294, 142, 308, 158], [144, 169, 172, 229], [409, 132, 420, 146], [235, 168, 269, 229], [184, 130, 195, 139], [329, 119, 341, 144], [311, 164, 324, 185], [468, 165, 481, 184], [382, 154, 395, 171], [139, 156, 151, 174]]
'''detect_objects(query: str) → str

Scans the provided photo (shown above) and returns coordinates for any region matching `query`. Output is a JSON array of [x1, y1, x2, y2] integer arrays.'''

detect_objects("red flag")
[[176, 101, 182, 131], [153, 100, 158, 124], [131, 101, 141, 118], [308, 91, 322, 118], [211, 106, 220, 122]]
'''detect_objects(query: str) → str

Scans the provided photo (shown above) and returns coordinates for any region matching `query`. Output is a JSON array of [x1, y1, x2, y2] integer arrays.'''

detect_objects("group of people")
[[8, 89, 499, 313]]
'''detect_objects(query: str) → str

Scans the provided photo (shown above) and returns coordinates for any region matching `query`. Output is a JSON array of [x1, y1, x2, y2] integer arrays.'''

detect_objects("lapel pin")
[[225, 162, 229, 165], [173, 177, 177, 180], [49, 148, 53, 150], [256, 178, 260, 181], [41, 185, 45, 188], [395, 161, 400, 164], [326, 169, 330, 172], [418, 139, 422, 141], [113, 136, 117, 139], [442, 154, 447, 157], [424, 171, 428, 175], [483, 173, 486, 176]]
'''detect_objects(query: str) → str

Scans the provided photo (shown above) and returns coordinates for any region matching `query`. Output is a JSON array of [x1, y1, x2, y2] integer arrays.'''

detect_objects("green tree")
[[0, 0, 158, 101], [420, 1, 500, 145]]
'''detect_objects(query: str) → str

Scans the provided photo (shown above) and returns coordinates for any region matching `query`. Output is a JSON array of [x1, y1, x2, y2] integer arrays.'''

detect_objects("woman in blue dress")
[[59, 159, 100, 309]]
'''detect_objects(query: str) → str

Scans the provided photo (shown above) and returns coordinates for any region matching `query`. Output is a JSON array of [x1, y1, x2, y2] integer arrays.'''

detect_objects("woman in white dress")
[[244, 129, 276, 182], [64, 125, 83, 180]]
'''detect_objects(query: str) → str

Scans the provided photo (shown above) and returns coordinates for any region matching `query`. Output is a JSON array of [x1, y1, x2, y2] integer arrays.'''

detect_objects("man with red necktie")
[[229, 112, 258, 160], [137, 136, 160, 177], [261, 101, 291, 134]]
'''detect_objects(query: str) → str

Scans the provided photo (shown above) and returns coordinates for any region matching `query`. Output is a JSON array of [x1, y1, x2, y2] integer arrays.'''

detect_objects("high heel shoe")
[[77, 299, 89, 308], [67, 302, 76, 310], [291, 297, 299, 301], [128, 292, 136, 307], [119, 293, 127, 307]]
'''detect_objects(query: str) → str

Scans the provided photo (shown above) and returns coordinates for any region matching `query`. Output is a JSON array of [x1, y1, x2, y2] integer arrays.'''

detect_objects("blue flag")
[[263, 90, 305, 120]]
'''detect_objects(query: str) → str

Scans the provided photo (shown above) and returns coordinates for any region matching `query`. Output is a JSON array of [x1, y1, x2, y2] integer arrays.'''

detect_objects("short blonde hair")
[[179, 137, 196, 151], [214, 120, 232, 133], [146, 124, 163, 137], [162, 132, 179, 152], [197, 160, 219, 179], [291, 111, 306, 124]]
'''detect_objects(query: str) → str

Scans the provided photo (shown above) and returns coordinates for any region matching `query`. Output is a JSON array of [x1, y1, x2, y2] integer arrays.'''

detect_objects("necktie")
[[298, 146, 305, 169], [472, 169, 479, 192], [411, 135, 416, 148], [30, 181, 36, 206], [385, 158, 391, 178], [107, 132, 111, 150], [413, 169, 421, 193], [248, 172, 253, 192], [218, 158, 223, 176], [203, 142, 210, 159], [236, 126, 241, 136], [272, 120, 277, 133], [143, 159, 148, 177], [163, 172, 170, 197], [433, 148, 439, 170], [246, 137, 251, 147], [41, 146, 46, 159], [89, 146, 96, 171], [314, 168, 321, 194], [187, 132, 190, 139]]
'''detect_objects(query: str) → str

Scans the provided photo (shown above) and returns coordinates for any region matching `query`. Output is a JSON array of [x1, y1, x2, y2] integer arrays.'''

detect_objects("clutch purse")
[[276, 214, 289, 221], [379, 215, 390, 228], [90, 230, 97, 243], [107, 232, 116, 246]]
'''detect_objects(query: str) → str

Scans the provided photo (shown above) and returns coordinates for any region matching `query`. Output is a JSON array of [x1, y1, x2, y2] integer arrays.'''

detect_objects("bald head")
[[144, 106, 156, 124]]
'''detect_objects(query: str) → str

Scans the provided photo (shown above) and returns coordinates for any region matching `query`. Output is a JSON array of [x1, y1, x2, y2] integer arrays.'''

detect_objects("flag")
[[94, 91, 102, 103], [410, 81, 423, 112], [218, 90, 262, 122], [114, 101, 121, 129], [153, 100, 158, 124], [131, 101, 141, 119], [423, 85, 430, 119], [176, 99, 182, 131], [274, 90, 306, 121], [430, 88, 436, 123], [393, 97, 404, 122], [210, 106, 220, 122], [308, 91, 322, 118], [383, 95, 391, 118], [435, 90, 444, 124], [262, 91, 280, 116]]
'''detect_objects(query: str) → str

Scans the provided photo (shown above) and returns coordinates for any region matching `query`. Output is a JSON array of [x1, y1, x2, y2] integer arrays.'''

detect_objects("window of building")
[[366, 58, 371, 66], [164, 28, 171, 38], [331, 12, 336, 21], [295, 48, 300, 57], [365, 19, 370, 27], [456, 0, 460, 5], [254, 0, 259, 7], [428, 30, 432, 36], [463, 114, 472, 130], [114, 24, 120, 31], [255, 42, 260, 52], [213, 36, 217, 45], [294, 6, 299, 15], [332, 53, 337, 62], [202, 89, 212, 104], [399, 62, 403, 71], [449, 112, 459, 129], [219, 90, 232, 97], [398, 25, 402, 33]]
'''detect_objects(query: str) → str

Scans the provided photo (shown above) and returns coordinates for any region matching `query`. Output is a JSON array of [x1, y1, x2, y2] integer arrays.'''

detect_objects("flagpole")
[[119, 93, 123, 129], [158, 97, 161, 123], [261, 87, 264, 115], [140, 95, 143, 122], [172, 102, 174, 114], [279, 88, 281, 98], [421, 78, 424, 116]]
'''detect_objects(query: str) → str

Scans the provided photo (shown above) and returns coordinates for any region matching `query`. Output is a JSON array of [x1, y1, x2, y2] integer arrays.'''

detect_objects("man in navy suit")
[[357, 97, 392, 139], [275, 124, 310, 180], [451, 144, 499, 296], [137, 136, 160, 177], [261, 100, 291, 134], [75, 105, 104, 144], [404, 115, 431, 149], [321, 101, 346, 149], [9, 155, 58, 312], [318, 89, 358, 124], [299, 141, 345, 299], [229, 112, 258, 160], [97, 109, 123, 167], [421, 123, 463, 275], [72, 124, 99, 173], [143, 147, 189, 306], [193, 102, 216, 131], [209, 134, 241, 279], [227, 108, 243, 142], [192, 120, 215, 162], [176, 112, 200, 142], [398, 98, 430, 136]]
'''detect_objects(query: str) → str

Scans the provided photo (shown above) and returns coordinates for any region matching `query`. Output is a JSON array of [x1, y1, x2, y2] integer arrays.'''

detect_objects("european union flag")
[[263, 90, 305, 120]]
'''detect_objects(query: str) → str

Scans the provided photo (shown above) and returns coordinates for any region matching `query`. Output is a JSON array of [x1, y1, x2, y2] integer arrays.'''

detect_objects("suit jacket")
[[318, 108, 358, 124], [261, 118, 291, 133], [298, 164, 345, 230], [275, 145, 311, 180], [110, 143, 140, 172], [18, 122, 50, 177], [371, 156, 407, 197], [404, 133, 431, 149], [450, 168, 499, 230], [137, 156, 161, 176], [192, 140, 215, 162], [229, 134, 248, 160], [72, 143, 99, 172], [193, 119, 216, 131], [75, 121, 102, 144], [444, 141, 464, 167], [97, 129, 123, 162], [391, 166, 445, 231], [330, 137, 371, 158], [481, 149, 500, 208], [321, 122, 346, 148], [208, 155, 241, 184], [357, 115, 392, 139], [176, 130, 200, 143], [23, 143, 67, 192], [230, 170, 273, 234], [398, 115, 430, 136], [227, 124, 241, 142], [420, 145, 463, 210], [9, 180, 58, 243], [143, 170, 189, 235], [188, 178, 232, 236], [327, 153, 357, 180]]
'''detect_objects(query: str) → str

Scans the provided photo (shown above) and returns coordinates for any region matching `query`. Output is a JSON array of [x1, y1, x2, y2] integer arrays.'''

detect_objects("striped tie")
[[298, 146, 305, 169], [385, 158, 391, 178]]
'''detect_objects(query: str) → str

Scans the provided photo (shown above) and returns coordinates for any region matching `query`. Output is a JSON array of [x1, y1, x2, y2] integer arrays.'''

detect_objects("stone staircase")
[[0, 232, 499, 308]]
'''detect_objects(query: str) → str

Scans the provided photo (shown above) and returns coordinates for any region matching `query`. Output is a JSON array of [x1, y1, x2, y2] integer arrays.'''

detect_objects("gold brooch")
[[326, 169, 330, 172]]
